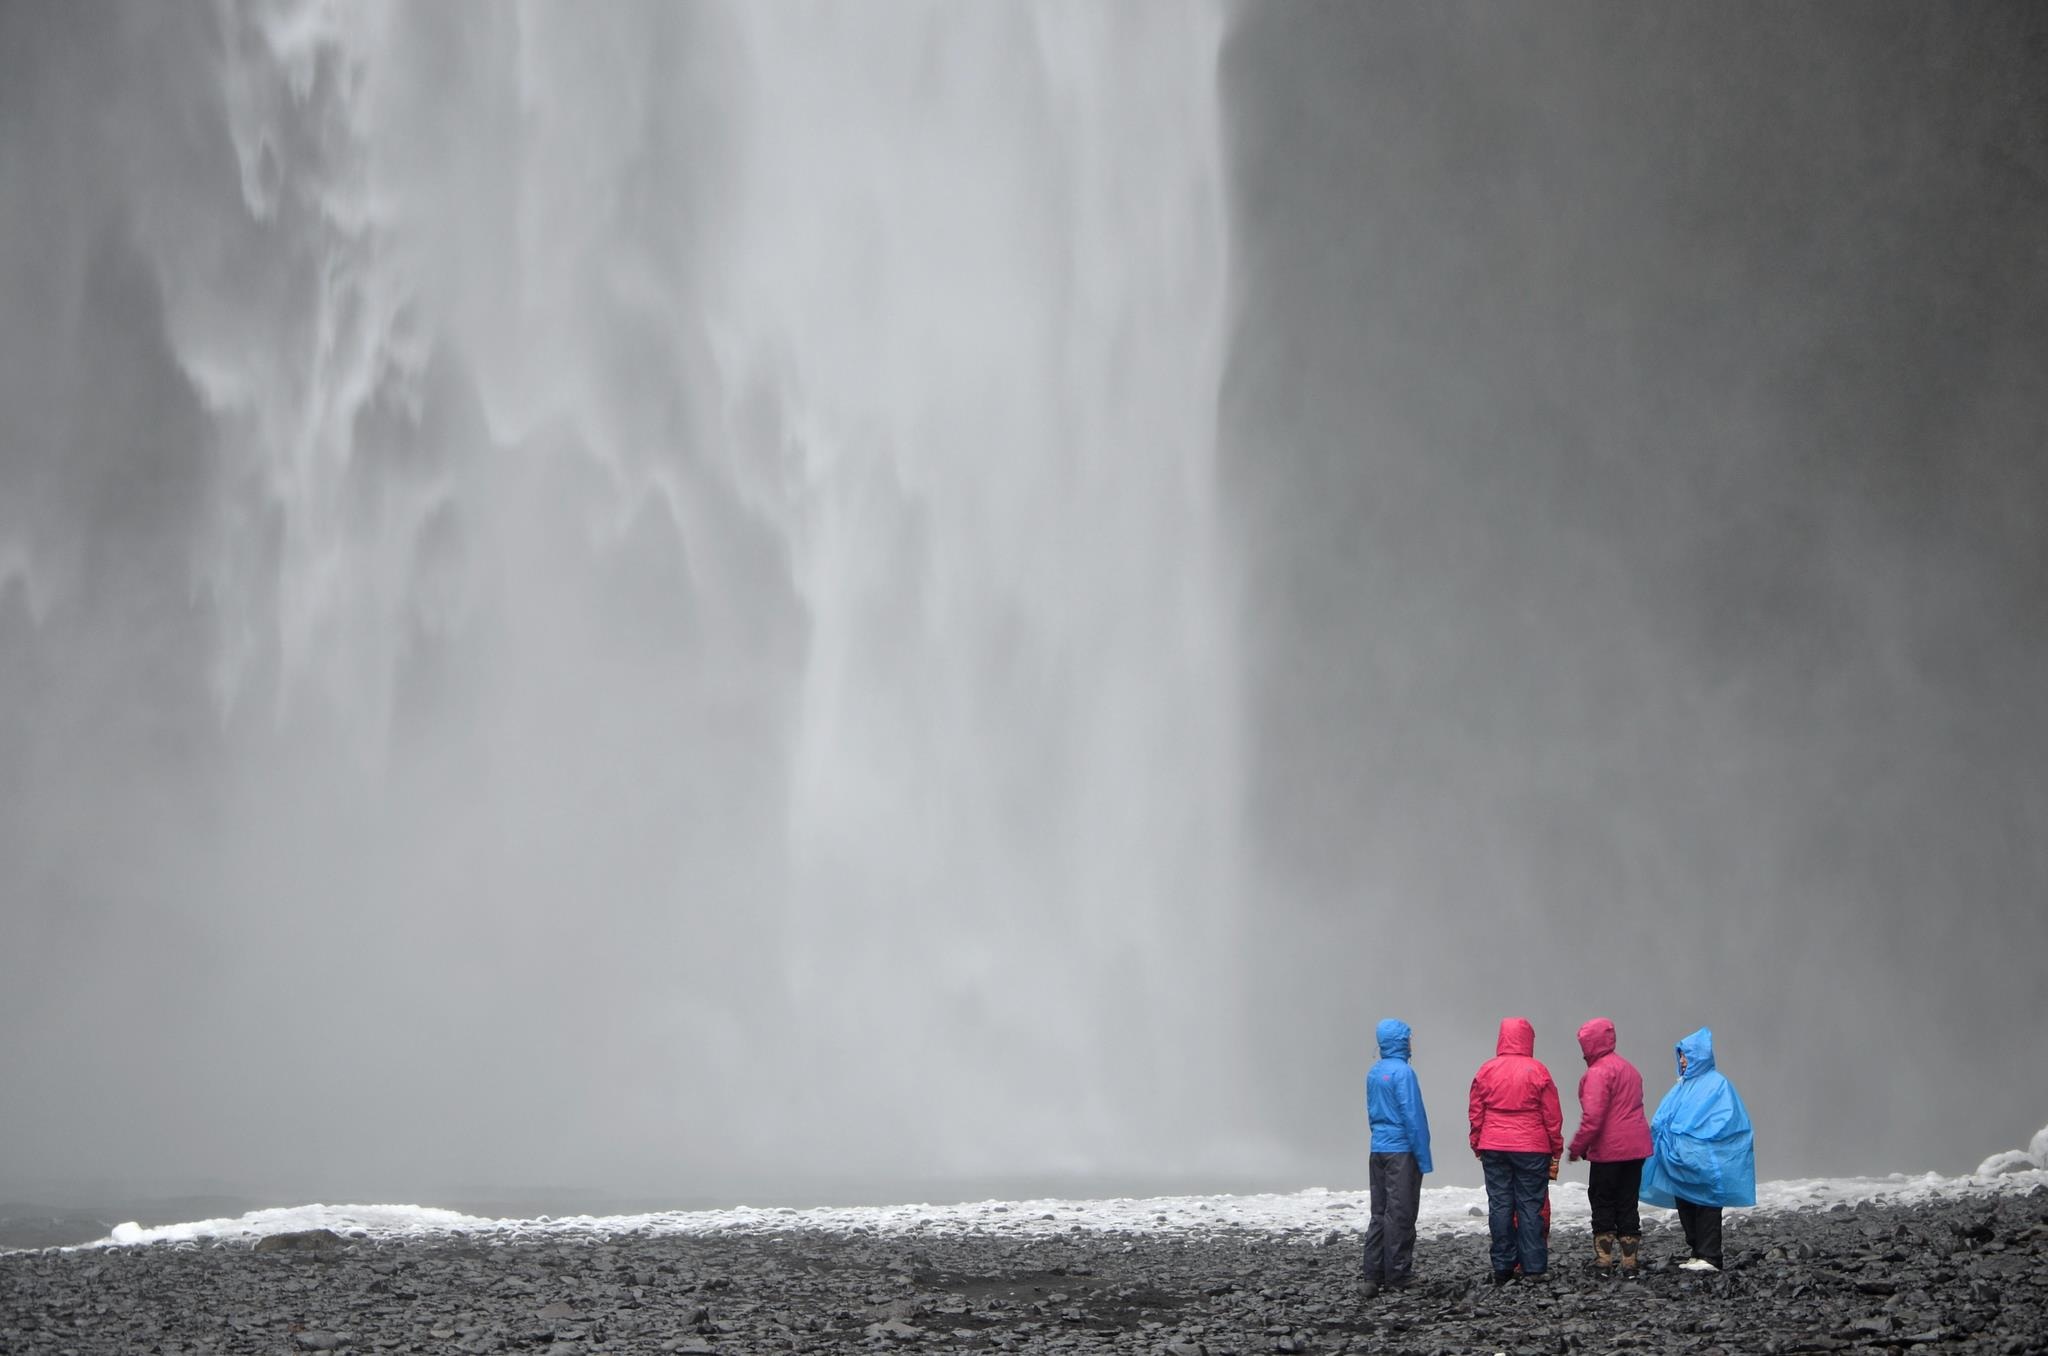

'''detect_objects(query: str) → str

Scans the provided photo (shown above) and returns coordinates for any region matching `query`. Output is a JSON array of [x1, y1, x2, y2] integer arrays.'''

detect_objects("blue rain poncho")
[[1640, 1027, 1756, 1208]]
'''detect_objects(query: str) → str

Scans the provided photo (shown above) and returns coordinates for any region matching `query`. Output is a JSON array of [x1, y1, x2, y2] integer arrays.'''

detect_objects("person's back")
[[1360, 1018, 1431, 1296], [1568, 1017, 1653, 1276], [1469, 1018, 1563, 1155], [1469, 1017, 1564, 1282], [1570, 1019, 1652, 1163], [1368, 1020, 1432, 1166]]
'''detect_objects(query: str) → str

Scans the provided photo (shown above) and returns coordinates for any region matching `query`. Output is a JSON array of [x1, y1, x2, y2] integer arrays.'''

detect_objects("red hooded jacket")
[[1567, 1017, 1653, 1162], [1468, 1017, 1564, 1155]]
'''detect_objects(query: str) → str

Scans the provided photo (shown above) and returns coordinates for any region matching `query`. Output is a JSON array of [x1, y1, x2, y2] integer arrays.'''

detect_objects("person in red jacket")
[[1566, 1017, 1654, 1277], [1469, 1016, 1564, 1282]]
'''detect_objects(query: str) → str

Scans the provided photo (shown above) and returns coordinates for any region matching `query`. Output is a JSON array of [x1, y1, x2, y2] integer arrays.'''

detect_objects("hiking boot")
[[1679, 1257, 1720, 1273], [1359, 1278, 1380, 1299], [1617, 1234, 1641, 1277], [1594, 1232, 1617, 1272]]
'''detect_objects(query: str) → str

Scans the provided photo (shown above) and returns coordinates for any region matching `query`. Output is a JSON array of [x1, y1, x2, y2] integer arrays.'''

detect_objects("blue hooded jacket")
[[1640, 1027, 1756, 1208], [1367, 1018, 1433, 1174]]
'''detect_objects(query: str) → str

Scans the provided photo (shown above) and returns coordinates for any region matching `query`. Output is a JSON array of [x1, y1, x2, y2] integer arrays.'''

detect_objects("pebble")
[[2, 1189, 2045, 1354]]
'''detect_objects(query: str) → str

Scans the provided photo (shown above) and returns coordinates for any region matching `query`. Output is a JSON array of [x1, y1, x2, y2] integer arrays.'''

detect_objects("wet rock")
[[6, 1192, 2048, 1355], [864, 1317, 924, 1339], [256, 1229, 347, 1253]]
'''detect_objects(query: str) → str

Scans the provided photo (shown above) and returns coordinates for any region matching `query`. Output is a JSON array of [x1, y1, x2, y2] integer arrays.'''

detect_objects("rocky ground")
[[5, 1188, 2046, 1355]]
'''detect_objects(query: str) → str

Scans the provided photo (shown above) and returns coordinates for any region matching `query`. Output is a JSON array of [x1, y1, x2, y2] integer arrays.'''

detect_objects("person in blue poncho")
[[1640, 1027, 1754, 1272], [1362, 1018, 1433, 1296]]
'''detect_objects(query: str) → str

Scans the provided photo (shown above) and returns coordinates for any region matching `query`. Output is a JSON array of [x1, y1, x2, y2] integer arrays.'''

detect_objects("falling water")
[[0, 2, 1245, 1198], [715, 5, 1242, 1180]]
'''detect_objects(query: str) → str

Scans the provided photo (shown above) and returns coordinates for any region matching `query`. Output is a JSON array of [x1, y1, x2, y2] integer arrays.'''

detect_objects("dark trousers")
[[1481, 1150, 1551, 1277], [1675, 1197, 1723, 1266], [1362, 1151, 1422, 1284], [1587, 1158, 1644, 1235]]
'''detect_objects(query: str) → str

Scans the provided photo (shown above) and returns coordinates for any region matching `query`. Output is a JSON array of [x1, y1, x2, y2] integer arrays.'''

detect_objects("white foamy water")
[[98, 1167, 2048, 1250]]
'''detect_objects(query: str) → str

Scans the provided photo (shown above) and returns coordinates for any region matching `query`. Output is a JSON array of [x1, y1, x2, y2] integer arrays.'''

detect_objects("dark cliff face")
[[1219, 2, 2048, 1178]]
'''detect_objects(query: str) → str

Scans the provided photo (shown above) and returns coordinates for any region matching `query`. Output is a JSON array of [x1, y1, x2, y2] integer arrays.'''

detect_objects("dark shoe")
[[1490, 1271, 1512, 1286], [1359, 1278, 1380, 1299]]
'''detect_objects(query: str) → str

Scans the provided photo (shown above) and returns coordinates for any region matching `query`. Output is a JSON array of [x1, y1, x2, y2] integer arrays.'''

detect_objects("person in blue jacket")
[[1363, 1018, 1433, 1295], [1640, 1027, 1755, 1272]]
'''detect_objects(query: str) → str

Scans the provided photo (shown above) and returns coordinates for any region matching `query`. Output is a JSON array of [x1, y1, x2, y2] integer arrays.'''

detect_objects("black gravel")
[[5, 1188, 2046, 1355]]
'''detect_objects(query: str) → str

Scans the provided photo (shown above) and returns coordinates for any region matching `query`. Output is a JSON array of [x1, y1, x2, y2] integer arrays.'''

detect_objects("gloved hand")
[[1567, 1149, 1581, 1163], [1548, 1156, 1560, 1181]]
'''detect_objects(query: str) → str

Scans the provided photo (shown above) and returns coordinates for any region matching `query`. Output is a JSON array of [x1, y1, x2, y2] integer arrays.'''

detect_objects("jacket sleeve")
[[1468, 1074, 1484, 1152], [1569, 1063, 1607, 1160], [1542, 1073, 1564, 1157], [1401, 1069, 1433, 1175]]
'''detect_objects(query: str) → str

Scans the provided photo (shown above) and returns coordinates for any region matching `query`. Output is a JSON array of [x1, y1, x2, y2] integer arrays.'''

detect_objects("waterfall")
[[0, 1, 1244, 1195], [714, 4, 1241, 1178]]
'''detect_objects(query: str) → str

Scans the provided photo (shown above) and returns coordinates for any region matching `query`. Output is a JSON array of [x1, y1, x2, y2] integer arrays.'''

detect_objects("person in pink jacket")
[[1469, 1017, 1564, 1281], [1565, 1017, 1653, 1277]]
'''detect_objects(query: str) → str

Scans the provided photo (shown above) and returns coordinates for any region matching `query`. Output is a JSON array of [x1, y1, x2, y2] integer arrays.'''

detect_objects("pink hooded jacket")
[[1567, 1017, 1653, 1162], [1468, 1017, 1564, 1155]]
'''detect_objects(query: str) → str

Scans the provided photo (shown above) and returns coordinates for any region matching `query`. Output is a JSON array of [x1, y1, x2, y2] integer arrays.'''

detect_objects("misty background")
[[1, 1, 2043, 1217]]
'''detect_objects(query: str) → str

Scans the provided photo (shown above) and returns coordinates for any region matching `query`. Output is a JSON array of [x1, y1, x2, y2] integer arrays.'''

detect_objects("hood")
[[1495, 1016, 1535, 1057], [1375, 1018, 1411, 1060], [1577, 1017, 1616, 1064], [1675, 1026, 1716, 1080]]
